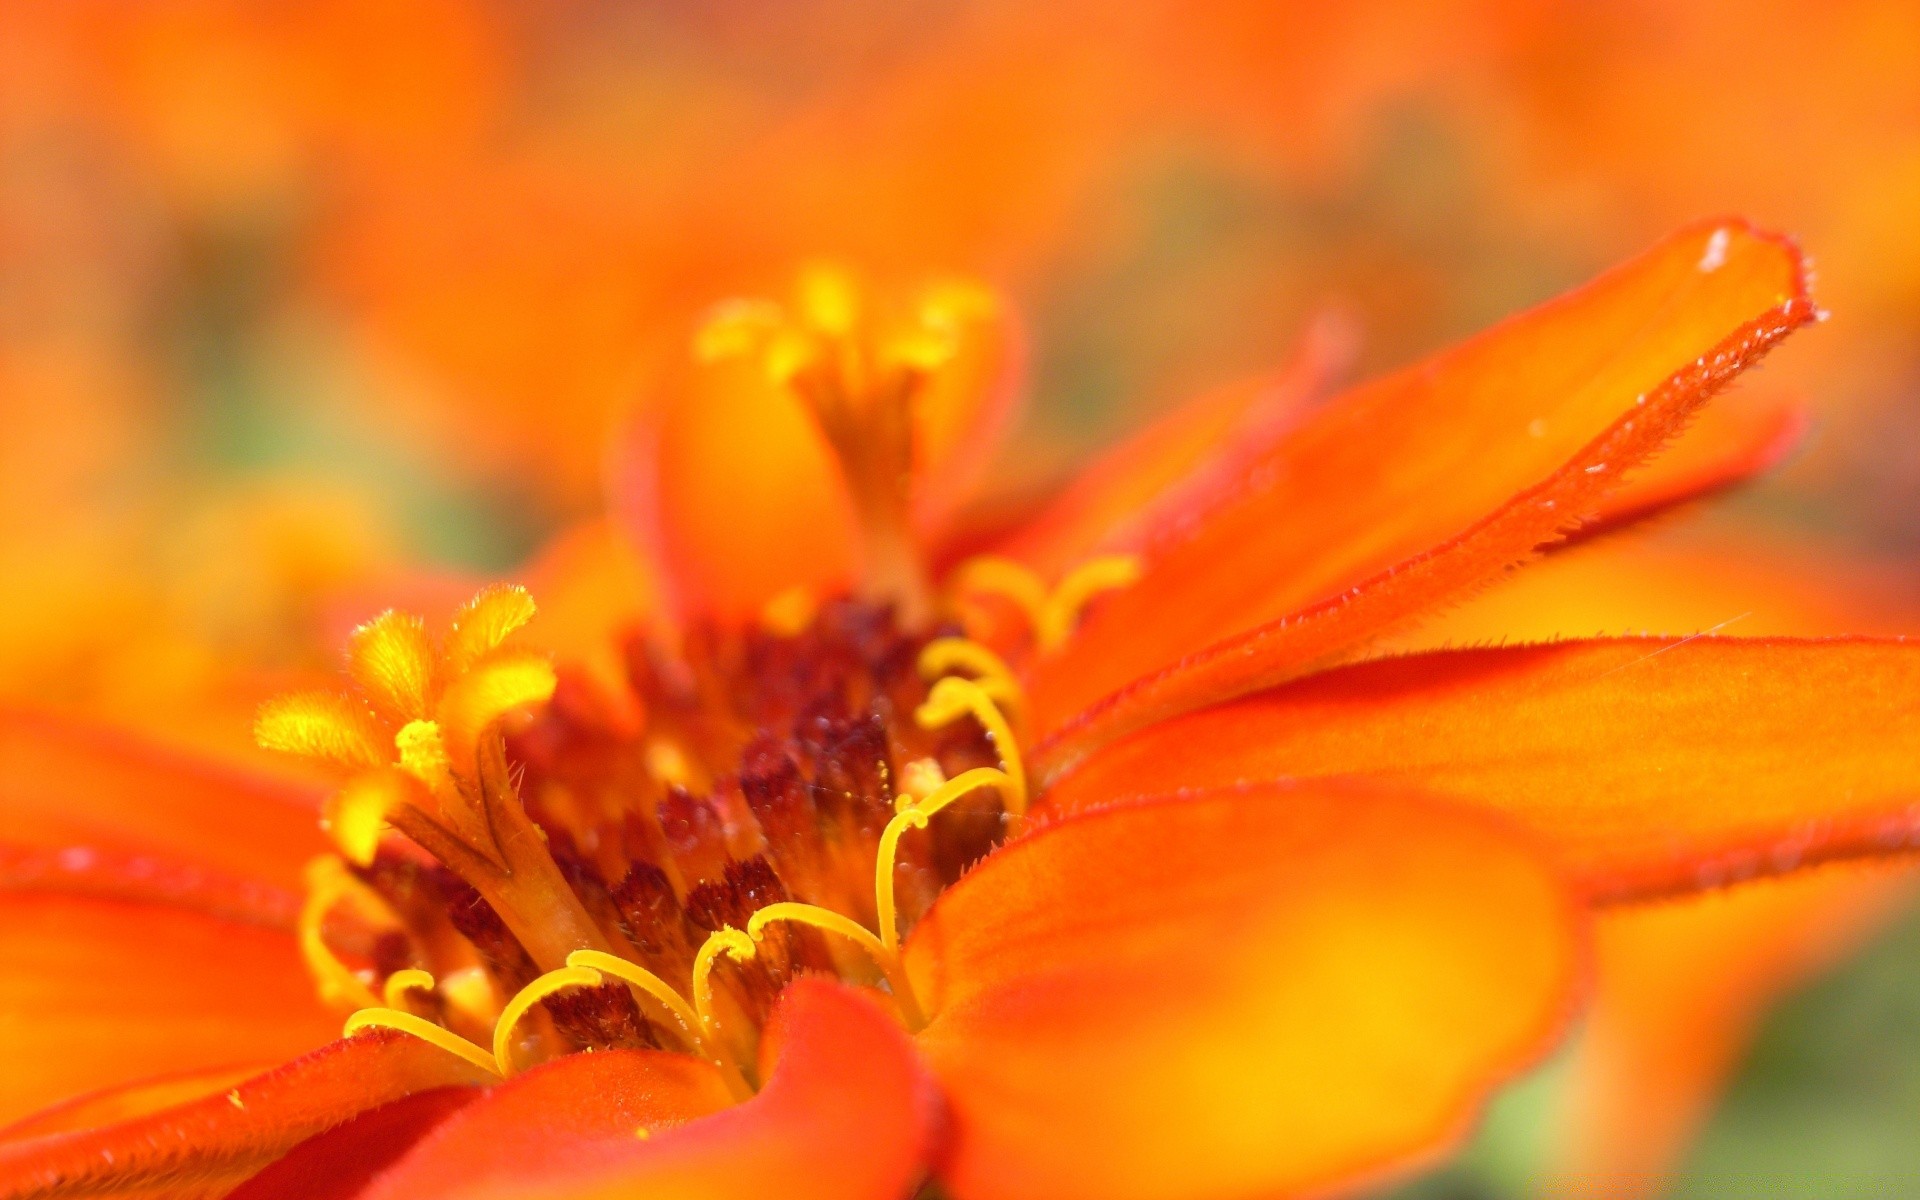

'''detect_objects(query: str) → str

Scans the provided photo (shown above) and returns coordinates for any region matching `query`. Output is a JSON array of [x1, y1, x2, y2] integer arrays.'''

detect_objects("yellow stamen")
[[565, 950, 704, 1054], [745, 902, 923, 1028], [691, 927, 757, 1042], [493, 965, 603, 1076], [948, 556, 1049, 632], [382, 968, 436, 1010], [1039, 554, 1143, 651], [344, 1008, 501, 1077], [917, 637, 1024, 716], [298, 856, 386, 1010], [916, 677, 1026, 815], [875, 767, 1014, 956]]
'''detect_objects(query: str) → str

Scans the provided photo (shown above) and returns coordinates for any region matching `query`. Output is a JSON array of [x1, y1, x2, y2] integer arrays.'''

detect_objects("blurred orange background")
[[2, 4, 1918, 1192]]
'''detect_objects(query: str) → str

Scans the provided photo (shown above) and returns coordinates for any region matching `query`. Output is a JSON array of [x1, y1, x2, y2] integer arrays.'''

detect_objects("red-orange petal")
[[636, 352, 862, 624], [1562, 395, 1809, 550], [456, 979, 940, 1200], [1547, 865, 1913, 1196], [0, 889, 339, 1128], [1047, 637, 1920, 902], [343, 1048, 733, 1199], [227, 1088, 480, 1200], [0, 1031, 493, 1199], [1028, 219, 1814, 765], [905, 786, 1581, 1200], [0, 708, 326, 893]]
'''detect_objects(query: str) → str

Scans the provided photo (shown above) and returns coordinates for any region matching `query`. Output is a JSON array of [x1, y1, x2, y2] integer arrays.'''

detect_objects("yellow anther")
[[344, 1008, 501, 1077], [745, 903, 923, 1029], [916, 677, 1026, 816], [298, 856, 386, 1011], [917, 638, 1024, 716], [691, 928, 757, 1042], [382, 968, 436, 1010], [565, 950, 704, 1054], [493, 965, 604, 1076], [948, 556, 1049, 632], [875, 767, 1014, 956], [394, 719, 450, 786], [1039, 554, 1143, 651]]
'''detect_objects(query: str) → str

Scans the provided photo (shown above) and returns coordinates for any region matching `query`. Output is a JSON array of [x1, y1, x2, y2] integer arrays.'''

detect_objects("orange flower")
[[3, 218, 1918, 1200]]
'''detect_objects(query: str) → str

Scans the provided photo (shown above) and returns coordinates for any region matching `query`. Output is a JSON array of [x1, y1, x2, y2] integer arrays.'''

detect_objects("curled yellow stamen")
[[299, 856, 385, 1011], [917, 677, 1026, 815], [344, 1008, 501, 1077], [565, 950, 704, 1054], [691, 928, 757, 1042], [745, 902, 923, 1028], [1039, 554, 1143, 651], [948, 556, 1049, 632], [917, 638, 1024, 716], [875, 767, 1014, 956], [493, 965, 604, 1076], [382, 968, 436, 1011]]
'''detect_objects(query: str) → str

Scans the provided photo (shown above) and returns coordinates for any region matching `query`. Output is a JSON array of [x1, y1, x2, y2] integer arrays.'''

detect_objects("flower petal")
[[905, 785, 1581, 1200], [455, 979, 940, 1200], [0, 1031, 493, 1199], [0, 890, 338, 1128], [636, 353, 862, 624], [349, 1048, 734, 1199], [1547, 865, 1912, 1196], [1028, 219, 1814, 765], [225, 1088, 479, 1200], [1563, 395, 1808, 550], [1047, 638, 1920, 901], [0, 709, 326, 892]]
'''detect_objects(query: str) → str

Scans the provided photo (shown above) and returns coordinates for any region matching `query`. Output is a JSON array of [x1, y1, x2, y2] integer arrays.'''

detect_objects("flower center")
[[282, 597, 1031, 1086]]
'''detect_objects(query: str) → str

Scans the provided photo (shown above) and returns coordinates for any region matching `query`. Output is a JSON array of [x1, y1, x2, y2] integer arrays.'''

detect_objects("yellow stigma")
[[917, 638, 1024, 717], [946, 553, 1145, 652], [344, 1008, 501, 1078], [565, 950, 704, 1055], [382, 968, 437, 1011], [917, 676, 1026, 815], [691, 928, 758, 1043], [298, 856, 390, 1011], [493, 965, 605, 1077], [875, 766, 1016, 957], [745, 902, 923, 1029]]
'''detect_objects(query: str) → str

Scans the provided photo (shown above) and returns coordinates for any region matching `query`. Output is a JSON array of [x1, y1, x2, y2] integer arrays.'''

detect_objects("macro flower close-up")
[[4, 5, 1920, 1200]]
